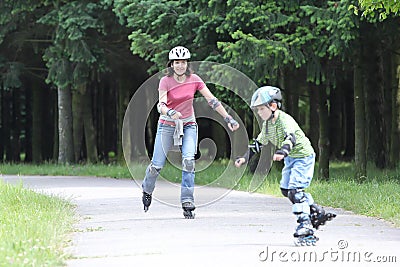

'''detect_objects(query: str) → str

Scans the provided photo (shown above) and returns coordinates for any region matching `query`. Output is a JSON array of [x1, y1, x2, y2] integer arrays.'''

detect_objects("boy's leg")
[[286, 154, 316, 236]]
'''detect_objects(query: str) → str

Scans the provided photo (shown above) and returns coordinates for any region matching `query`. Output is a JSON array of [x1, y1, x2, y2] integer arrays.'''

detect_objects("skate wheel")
[[183, 211, 195, 219], [144, 206, 149, 212], [294, 239, 302, 246]]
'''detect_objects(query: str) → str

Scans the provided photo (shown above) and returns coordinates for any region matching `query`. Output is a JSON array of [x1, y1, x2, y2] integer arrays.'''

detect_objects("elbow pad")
[[208, 98, 221, 110], [276, 133, 296, 157], [285, 133, 296, 147]]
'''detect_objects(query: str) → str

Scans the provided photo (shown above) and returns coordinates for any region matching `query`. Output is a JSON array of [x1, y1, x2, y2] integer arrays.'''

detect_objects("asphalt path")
[[1, 175, 399, 267]]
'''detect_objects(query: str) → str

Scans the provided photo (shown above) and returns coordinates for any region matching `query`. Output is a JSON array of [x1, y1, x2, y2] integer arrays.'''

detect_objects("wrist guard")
[[224, 115, 238, 127], [275, 144, 290, 157], [208, 98, 221, 110], [167, 109, 177, 118]]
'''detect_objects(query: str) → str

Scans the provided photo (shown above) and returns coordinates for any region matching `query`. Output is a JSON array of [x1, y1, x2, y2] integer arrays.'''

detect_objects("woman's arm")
[[199, 86, 239, 131], [157, 90, 181, 120]]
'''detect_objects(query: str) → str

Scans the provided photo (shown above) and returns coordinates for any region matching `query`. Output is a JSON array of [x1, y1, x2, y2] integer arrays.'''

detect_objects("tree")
[[38, 1, 110, 163], [356, 0, 400, 20]]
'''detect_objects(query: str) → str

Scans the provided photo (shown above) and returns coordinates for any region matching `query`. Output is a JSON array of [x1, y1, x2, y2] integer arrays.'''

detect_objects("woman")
[[142, 46, 240, 218]]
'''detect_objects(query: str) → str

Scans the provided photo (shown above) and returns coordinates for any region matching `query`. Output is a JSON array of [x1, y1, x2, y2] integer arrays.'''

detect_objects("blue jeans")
[[280, 153, 315, 215], [142, 122, 197, 204]]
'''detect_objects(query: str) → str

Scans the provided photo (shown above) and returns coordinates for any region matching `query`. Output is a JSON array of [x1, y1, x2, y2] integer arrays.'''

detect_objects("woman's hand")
[[166, 109, 182, 120], [224, 115, 240, 131]]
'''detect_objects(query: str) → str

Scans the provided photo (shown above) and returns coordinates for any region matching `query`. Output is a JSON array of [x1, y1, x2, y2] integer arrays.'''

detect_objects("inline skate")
[[293, 217, 319, 246], [182, 202, 195, 219], [310, 204, 336, 229], [142, 192, 152, 212]]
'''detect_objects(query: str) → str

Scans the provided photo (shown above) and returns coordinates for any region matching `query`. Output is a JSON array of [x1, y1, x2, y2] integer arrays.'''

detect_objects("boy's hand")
[[273, 153, 285, 161], [235, 157, 246, 167], [273, 148, 288, 161]]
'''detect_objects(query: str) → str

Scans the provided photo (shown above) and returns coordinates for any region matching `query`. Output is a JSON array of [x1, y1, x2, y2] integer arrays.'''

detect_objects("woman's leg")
[[142, 123, 174, 194], [180, 124, 197, 204]]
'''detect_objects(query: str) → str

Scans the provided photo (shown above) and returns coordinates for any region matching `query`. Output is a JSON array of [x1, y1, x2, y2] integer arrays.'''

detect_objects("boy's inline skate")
[[142, 192, 152, 212], [310, 204, 336, 229], [293, 218, 319, 246], [182, 202, 195, 219]]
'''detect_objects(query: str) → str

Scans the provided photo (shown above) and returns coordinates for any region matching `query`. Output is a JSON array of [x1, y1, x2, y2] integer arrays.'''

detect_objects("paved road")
[[1, 175, 399, 267]]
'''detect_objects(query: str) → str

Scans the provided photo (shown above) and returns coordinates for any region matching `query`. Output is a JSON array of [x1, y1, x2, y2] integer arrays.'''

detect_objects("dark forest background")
[[1, 1, 399, 180]]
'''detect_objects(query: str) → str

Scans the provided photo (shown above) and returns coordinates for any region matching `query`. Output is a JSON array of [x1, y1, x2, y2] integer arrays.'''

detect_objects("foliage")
[[113, 0, 212, 72], [38, 1, 109, 89], [354, 0, 400, 20], [112, 0, 359, 85], [218, 1, 359, 84], [0, 181, 75, 266]]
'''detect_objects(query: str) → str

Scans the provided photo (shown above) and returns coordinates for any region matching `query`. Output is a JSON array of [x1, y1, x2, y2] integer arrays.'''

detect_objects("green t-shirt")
[[256, 110, 314, 158]]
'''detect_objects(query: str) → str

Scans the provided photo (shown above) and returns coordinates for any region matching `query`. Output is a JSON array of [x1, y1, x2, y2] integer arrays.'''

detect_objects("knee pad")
[[182, 158, 195, 172], [289, 189, 311, 215], [148, 164, 162, 175], [288, 189, 307, 204], [280, 188, 289, 198]]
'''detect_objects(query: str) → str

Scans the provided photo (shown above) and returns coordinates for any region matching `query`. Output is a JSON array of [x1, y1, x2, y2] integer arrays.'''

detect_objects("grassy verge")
[[0, 181, 76, 266], [0, 162, 132, 178]]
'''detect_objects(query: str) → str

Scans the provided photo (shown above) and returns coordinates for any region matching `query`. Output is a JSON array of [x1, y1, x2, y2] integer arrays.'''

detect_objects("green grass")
[[0, 181, 76, 266], [0, 162, 132, 178]]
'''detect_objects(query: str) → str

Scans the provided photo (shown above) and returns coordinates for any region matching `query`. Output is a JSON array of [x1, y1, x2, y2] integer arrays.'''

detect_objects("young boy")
[[235, 86, 335, 245]]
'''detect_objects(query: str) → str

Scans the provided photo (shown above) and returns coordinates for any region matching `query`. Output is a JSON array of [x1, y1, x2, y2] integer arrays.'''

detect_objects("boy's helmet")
[[169, 46, 191, 60], [250, 86, 282, 108]]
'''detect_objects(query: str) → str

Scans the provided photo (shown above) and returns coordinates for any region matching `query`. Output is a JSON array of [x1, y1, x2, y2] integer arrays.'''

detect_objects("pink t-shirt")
[[159, 74, 206, 122]]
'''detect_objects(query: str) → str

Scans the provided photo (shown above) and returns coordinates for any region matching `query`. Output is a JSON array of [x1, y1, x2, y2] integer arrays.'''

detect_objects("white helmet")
[[169, 46, 191, 60]]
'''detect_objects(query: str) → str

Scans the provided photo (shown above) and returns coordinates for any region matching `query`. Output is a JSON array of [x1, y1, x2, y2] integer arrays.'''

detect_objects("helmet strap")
[[266, 104, 276, 121]]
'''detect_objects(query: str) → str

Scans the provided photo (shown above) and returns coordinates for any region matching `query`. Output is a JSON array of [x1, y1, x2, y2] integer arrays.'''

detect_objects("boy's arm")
[[236, 121, 268, 167], [235, 139, 263, 167], [274, 132, 296, 160]]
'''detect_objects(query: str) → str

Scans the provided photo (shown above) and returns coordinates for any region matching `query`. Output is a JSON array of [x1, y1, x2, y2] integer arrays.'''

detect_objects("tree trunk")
[[32, 83, 43, 163], [53, 94, 59, 161], [317, 86, 329, 180], [10, 88, 21, 161], [117, 78, 131, 163], [82, 84, 98, 163], [354, 55, 367, 181], [58, 86, 75, 163], [343, 78, 355, 159], [3, 90, 12, 162], [72, 86, 84, 162], [24, 83, 32, 162], [0, 87, 3, 161], [284, 77, 300, 121], [390, 54, 400, 166], [364, 32, 387, 169], [329, 82, 343, 159], [309, 86, 319, 156]]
